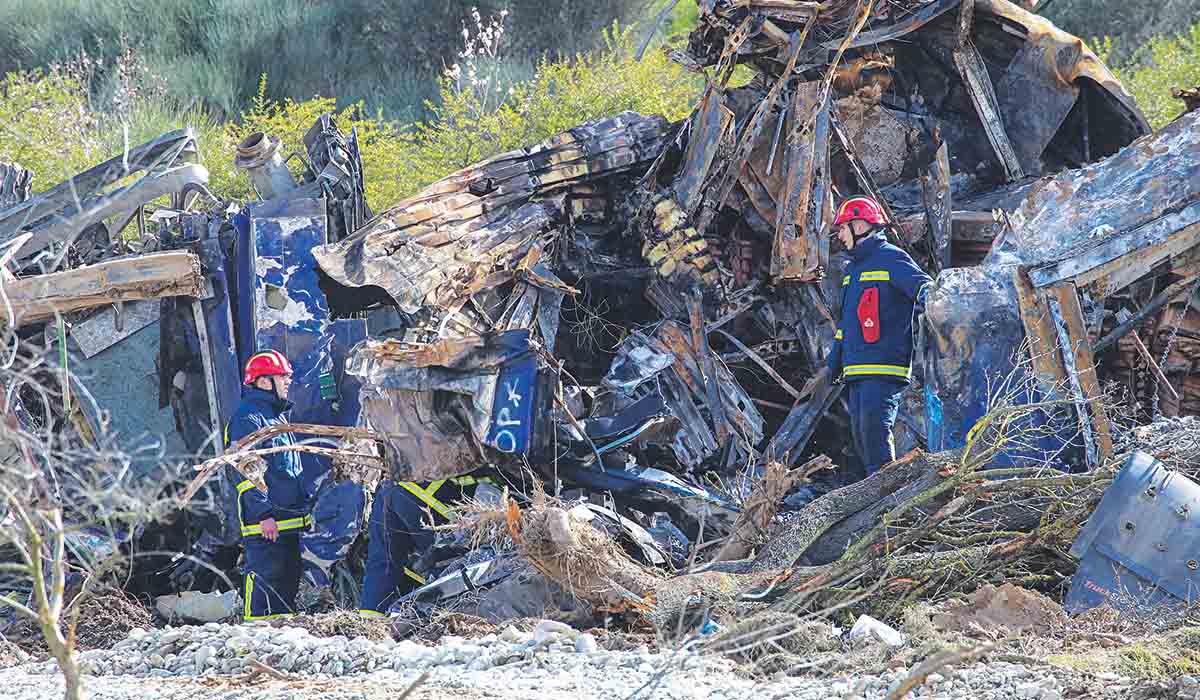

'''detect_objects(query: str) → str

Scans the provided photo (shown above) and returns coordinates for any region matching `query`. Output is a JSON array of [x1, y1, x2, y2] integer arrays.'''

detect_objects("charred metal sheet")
[[70, 300, 160, 358], [954, 43, 1025, 182], [0, 163, 32, 210], [922, 266, 1080, 468], [988, 110, 1200, 289], [675, 88, 736, 212], [772, 83, 830, 282], [993, 40, 1080, 176], [976, 0, 1148, 140], [0, 130, 206, 270], [349, 330, 536, 481], [920, 140, 952, 273]]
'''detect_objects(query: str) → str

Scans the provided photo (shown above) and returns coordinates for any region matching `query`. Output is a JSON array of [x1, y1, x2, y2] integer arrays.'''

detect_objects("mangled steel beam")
[[0, 250, 203, 327], [0, 130, 208, 271]]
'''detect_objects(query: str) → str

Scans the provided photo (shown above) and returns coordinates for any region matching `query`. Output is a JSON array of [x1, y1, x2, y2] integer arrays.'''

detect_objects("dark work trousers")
[[359, 482, 432, 615], [847, 377, 906, 476], [242, 532, 302, 620]]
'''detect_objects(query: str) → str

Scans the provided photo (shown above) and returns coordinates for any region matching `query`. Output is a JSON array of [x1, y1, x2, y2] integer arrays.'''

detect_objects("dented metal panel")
[[987, 110, 1200, 285]]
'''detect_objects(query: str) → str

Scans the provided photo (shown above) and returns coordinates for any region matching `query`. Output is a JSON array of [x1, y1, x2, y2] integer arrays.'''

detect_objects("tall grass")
[[0, 0, 644, 120]]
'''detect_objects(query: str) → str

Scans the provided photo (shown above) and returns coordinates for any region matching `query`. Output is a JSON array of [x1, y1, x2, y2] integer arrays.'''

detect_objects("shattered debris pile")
[[1, 0, 1200, 652]]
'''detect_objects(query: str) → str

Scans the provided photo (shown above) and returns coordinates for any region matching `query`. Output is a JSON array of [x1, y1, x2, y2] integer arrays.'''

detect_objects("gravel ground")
[[0, 621, 1154, 700]]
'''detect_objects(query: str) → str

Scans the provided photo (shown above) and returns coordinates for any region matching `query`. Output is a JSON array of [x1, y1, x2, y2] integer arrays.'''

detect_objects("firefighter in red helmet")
[[827, 197, 932, 477], [225, 350, 310, 620]]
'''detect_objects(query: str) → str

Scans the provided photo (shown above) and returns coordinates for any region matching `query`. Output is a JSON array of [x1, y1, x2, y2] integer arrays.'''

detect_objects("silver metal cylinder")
[[234, 132, 298, 201]]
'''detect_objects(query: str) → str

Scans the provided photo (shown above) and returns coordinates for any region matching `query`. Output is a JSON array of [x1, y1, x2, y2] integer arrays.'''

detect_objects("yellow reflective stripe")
[[859, 271, 890, 282], [842, 275, 850, 286], [237, 480, 256, 494], [241, 514, 312, 537], [359, 609, 386, 618], [399, 481, 451, 519], [834, 329, 843, 341], [451, 475, 477, 486], [843, 364, 911, 378], [244, 573, 253, 619], [405, 568, 426, 585]]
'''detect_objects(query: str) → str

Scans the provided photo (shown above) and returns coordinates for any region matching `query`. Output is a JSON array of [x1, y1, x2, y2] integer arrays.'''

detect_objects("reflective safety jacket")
[[827, 232, 933, 383], [225, 386, 310, 538]]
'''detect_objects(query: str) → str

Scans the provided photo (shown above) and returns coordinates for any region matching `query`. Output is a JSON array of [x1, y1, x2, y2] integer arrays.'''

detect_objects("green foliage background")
[[0, 0, 1195, 219]]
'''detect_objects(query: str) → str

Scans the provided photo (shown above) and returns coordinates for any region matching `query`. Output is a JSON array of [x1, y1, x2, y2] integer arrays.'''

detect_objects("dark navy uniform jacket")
[[827, 232, 933, 383], [225, 386, 310, 538]]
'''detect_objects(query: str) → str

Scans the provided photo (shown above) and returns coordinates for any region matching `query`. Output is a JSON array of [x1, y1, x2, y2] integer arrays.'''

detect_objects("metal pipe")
[[234, 132, 298, 201]]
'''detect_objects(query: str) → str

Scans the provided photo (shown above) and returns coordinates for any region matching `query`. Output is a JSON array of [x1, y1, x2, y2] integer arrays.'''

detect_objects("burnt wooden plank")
[[1, 251, 204, 327]]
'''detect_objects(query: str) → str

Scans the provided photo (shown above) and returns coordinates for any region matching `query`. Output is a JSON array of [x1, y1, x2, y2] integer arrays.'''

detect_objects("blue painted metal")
[[240, 198, 365, 430], [1065, 451, 1200, 613], [485, 334, 538, 455], [238, 197, 368, 590], [921, 267, 1080, 470]]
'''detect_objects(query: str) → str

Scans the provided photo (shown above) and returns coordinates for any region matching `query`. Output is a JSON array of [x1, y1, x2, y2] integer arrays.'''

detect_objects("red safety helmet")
[[833, 196, 887, 227], [243, 350, 293, 386]]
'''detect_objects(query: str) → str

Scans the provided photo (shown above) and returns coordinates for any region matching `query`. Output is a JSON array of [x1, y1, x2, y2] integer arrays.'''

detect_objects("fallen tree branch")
[[181, 423, 386, 501]]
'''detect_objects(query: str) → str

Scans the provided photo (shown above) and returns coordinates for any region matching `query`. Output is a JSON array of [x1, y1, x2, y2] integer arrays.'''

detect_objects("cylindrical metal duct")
[[234, 132, 298, 201]]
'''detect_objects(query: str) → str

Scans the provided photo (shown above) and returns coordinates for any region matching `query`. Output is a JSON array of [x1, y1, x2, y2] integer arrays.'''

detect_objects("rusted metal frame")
[[688, 290, 731, 442], [711, 27, 812, 216], [771, 83, 827, 281], [715, 15, 760, 85], [817, 0, 961, 50], [1028, 202, 1200, 289], [920, 139, 952, 274], [953, 43, 1025, 182], [1092, 273, 1200, 354], [1046, 283, 1114, 465], [705, 281, 763, 332], [713, 328, 803, 401], [1128, 330, 1181, 402], [956, 0, 976, 46], [1012, 267, 1068, 389]]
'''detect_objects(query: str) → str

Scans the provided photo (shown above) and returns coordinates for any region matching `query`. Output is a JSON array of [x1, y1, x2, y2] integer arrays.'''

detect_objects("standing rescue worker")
[[359, 475, 493, 617], [826, 196, 932, 476], [227, 350, 311, 620]]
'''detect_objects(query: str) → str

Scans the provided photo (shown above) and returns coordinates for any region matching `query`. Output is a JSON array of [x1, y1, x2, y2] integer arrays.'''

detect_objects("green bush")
[[0, 69, 101, 185], [1110, 24, 1200, 129], [390, 24, 699, 201]]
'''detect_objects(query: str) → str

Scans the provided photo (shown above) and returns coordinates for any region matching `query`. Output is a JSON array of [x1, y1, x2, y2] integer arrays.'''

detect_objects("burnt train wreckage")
[[0, 0, 1198, 619]]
